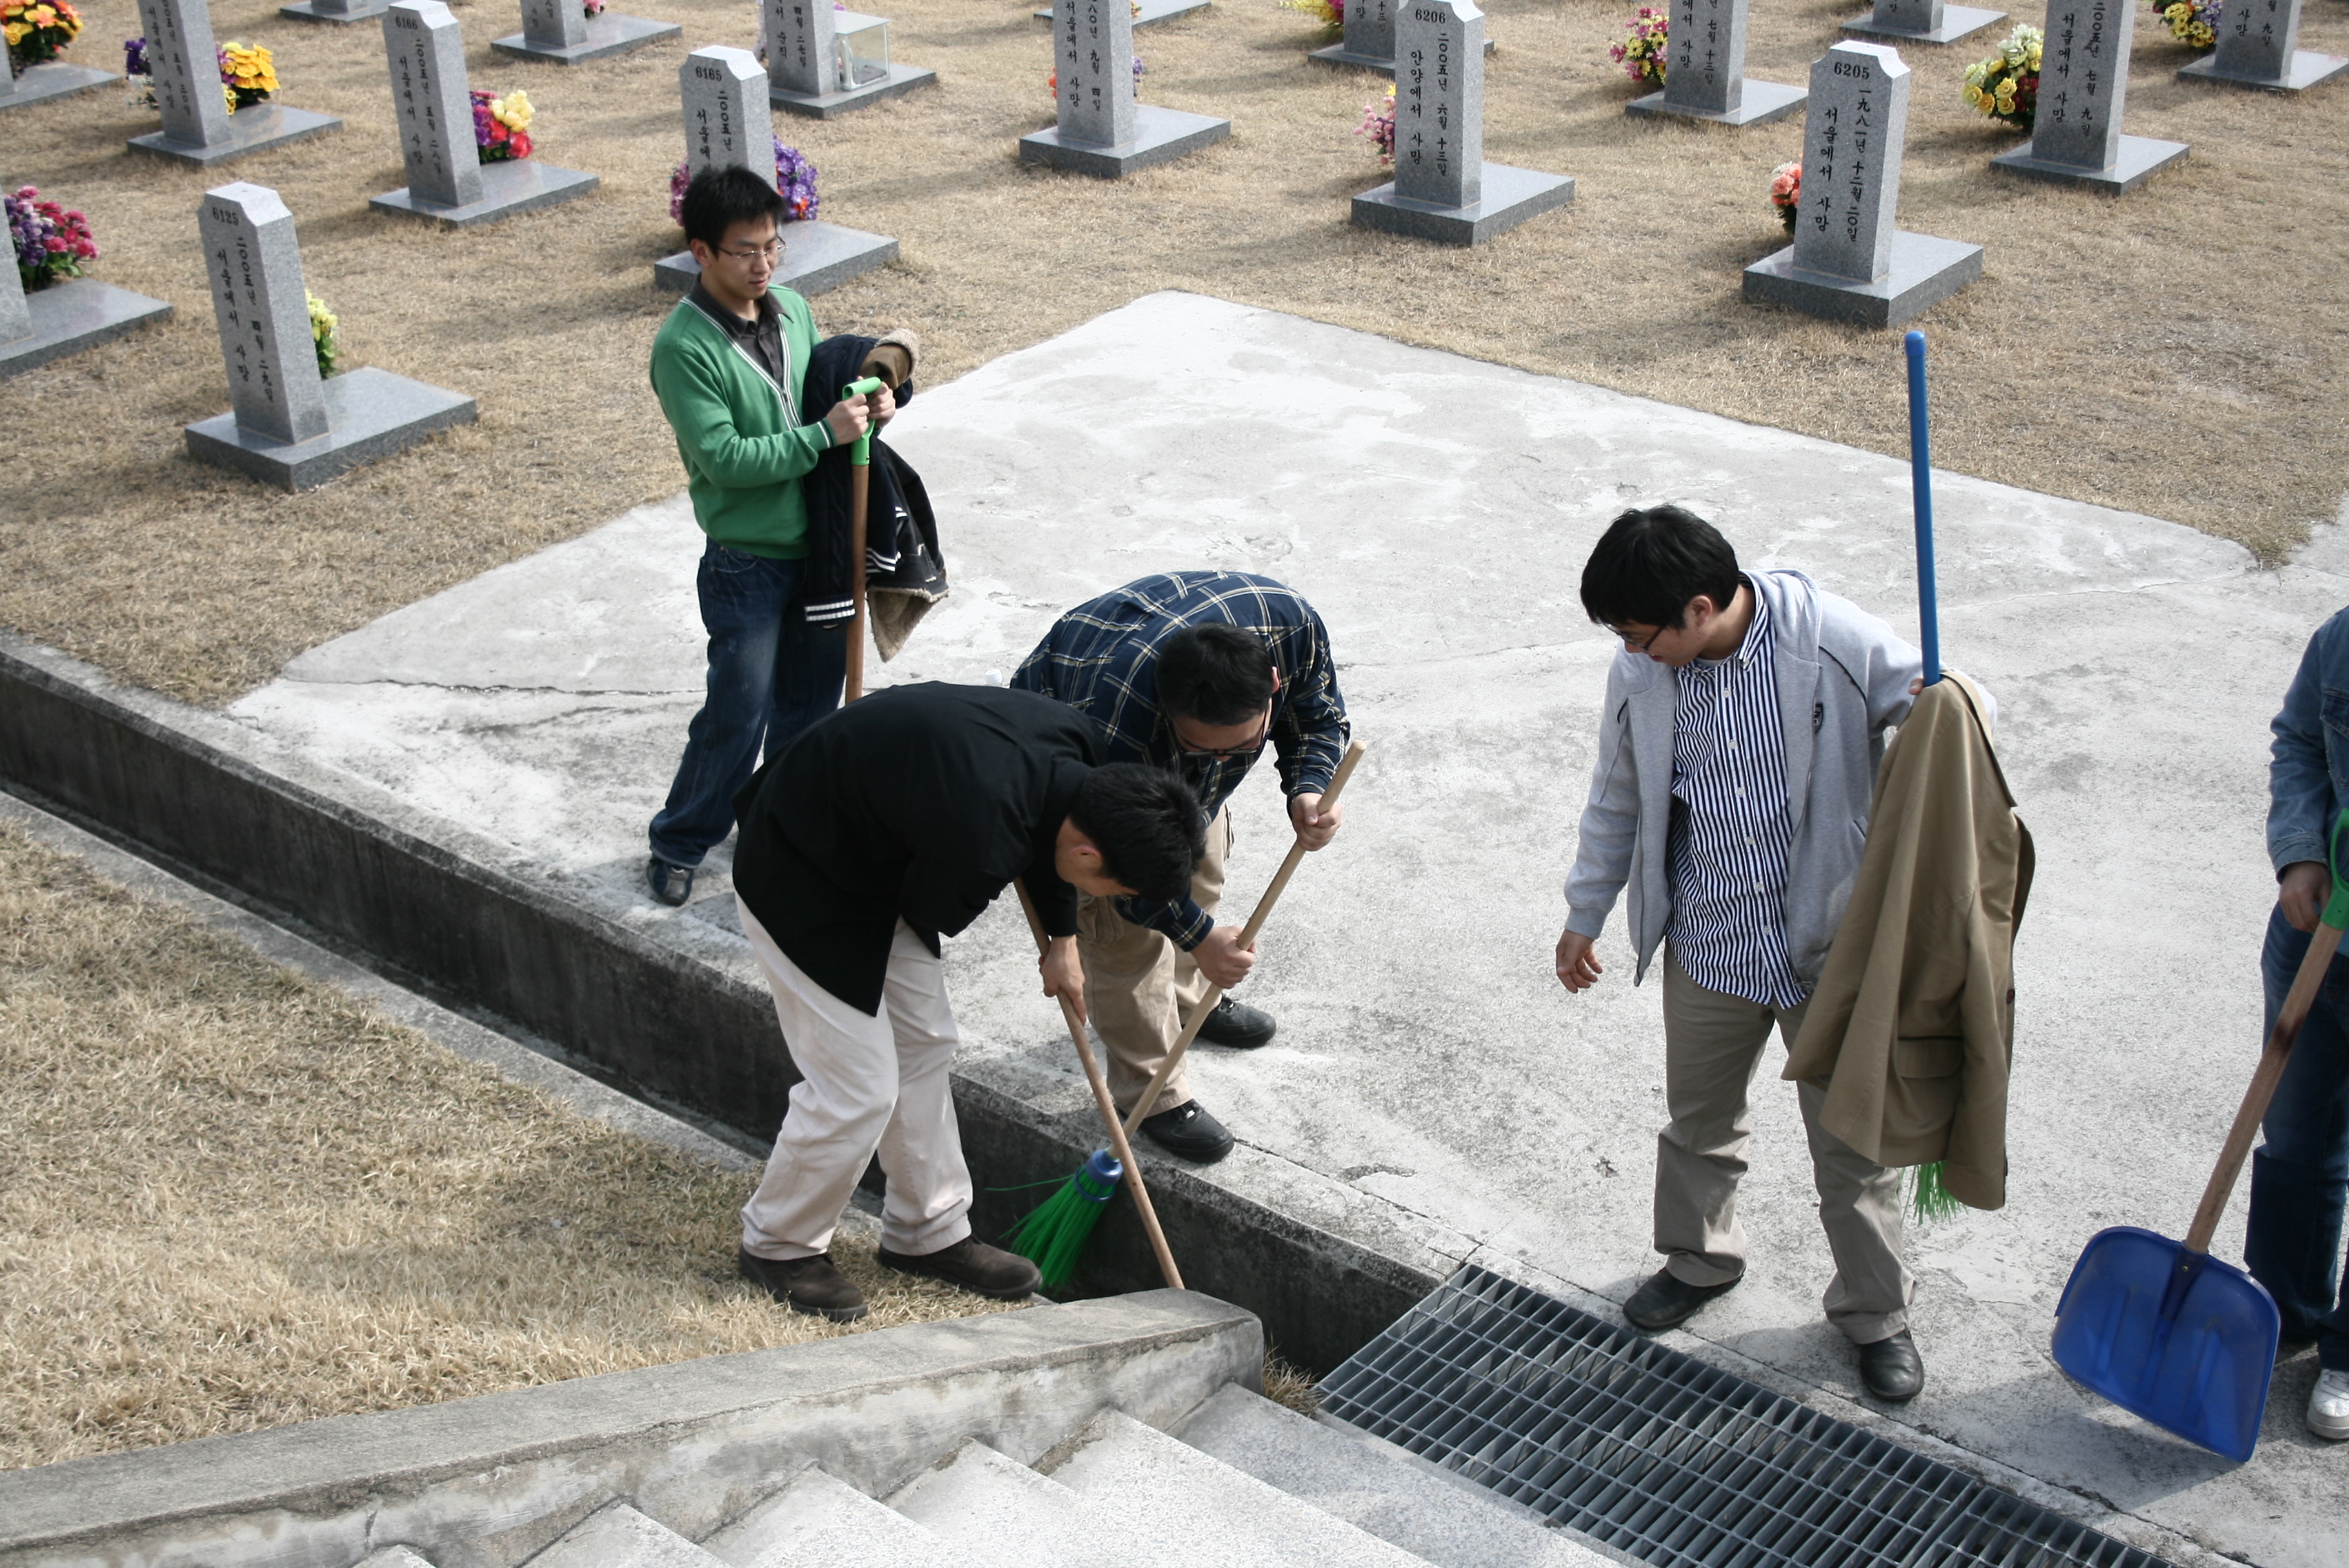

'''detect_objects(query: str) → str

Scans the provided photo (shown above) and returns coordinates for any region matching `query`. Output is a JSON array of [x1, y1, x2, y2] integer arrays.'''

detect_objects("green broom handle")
[[1016, 880, 1184, 1290], [839, 375, 883, 702], [1123, 740, 1368, 1136], [2184, 806, 2349, 1254]]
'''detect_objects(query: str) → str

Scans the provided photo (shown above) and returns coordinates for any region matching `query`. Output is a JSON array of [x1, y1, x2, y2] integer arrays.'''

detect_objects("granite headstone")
[[494, 0, 676, 63], [1020, 0, 1230, 173], [0, 28, 117, 105], [383, 0, 481, 209], [0, 194, 172, 374], [1627, 0, 1806, 124], [1843, 0, 2003, 44], [0, 250, 33, 346], [1994, 0, 2187, 189], [128, 0, 341, 160], [517, 0, 587, 53], [2179, 0, 2347, 88]]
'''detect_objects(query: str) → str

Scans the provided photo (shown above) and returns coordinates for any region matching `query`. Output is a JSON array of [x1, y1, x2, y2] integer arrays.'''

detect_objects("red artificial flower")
[[510, 130, 531, 158]]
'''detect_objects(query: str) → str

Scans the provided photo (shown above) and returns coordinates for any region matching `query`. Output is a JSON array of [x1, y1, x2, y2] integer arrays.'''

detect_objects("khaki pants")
[[1079, 807, 1232, 1118], [1657, 950, 1914, 1344], [737, 901, 973, 1261]]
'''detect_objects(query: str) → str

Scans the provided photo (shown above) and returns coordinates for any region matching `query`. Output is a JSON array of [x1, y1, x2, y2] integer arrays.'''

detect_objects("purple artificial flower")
[[123, 35, 147, 75], [775, 138, 819, 222]]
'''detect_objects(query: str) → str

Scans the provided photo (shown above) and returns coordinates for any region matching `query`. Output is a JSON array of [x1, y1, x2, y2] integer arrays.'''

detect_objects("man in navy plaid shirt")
[[1013, 571, 1351, 1162]]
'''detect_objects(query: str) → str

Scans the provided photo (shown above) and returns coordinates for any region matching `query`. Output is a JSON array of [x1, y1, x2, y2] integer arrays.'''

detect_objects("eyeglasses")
[[1611, 623, 1669, 653], [1176, 711, 1273, 760], [717, 240, 784, 264]]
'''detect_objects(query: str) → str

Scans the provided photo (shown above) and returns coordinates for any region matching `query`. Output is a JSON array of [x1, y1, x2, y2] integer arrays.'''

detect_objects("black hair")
[[1155, 624, 1276, 726], [680, 164, 787, 252], [1069, 764, 1203, 903], [1578, 505, 1744, 631]]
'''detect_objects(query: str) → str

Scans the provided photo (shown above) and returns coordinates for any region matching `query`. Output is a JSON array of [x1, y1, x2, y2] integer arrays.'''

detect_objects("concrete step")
[[1043, 1408, 1436, 1568], [358, 1551, 440, 1568], [705, 1464, 978, 1568], [527, 1502, 729, 1568], [1171, 1385, 1617, 1568], [883, 1440, 1086, 1568]]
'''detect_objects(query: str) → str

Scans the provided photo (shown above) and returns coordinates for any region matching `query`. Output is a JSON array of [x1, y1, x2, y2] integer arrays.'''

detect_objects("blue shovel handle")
[[1904, 331, 1940, 687]]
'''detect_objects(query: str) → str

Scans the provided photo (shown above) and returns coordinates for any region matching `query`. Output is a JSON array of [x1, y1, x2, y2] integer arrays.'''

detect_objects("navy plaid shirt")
[[1012, 571, 1350, 949]]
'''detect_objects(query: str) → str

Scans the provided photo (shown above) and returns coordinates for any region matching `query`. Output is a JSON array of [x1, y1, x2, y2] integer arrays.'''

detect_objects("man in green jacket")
[[642, 165, 893, 907]]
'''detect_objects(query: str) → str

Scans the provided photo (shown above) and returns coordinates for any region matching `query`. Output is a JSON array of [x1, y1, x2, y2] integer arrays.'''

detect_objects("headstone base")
[[370, 158, 600, 229], [1991, 133, 2188, 194], [0, 279, 174, 378], [185, 365, 476, 490], [1743, 231, 1982, 328], [0, 61, 115, 109], [127, 103, 343, 166], [2177, 48, 2348, 92], [1305, 35, 1496, 73], [769, 62, 937, 119], [490, 13, 682, 64], [1840, 3, 2004, 42], [1034, 0, 1206, 23], [1351, 163, 1575, 247], [1019, 104, 1231, 177], [656, 222, 899, 296], [1626, 79, 1807, 126], [278, 0, 390, 22]]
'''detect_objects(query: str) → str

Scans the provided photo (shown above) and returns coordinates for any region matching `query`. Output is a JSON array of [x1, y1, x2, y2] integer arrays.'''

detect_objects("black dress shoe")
[[1858, 1329, 1925, 1402], [1196, 995, 1276, 1048], [737, 1248, 867, 1321], [646, 855, 696, 907], [1139, 1099, 1235, 1162], [1622, 1268, 1743, 1332], [878, 1236, 1042, 1300]]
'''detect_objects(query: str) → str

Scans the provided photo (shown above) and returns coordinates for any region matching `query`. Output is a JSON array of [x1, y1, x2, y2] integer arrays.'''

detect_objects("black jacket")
[[802, 334, 948, 638], [732, 683, 1098, 1014]]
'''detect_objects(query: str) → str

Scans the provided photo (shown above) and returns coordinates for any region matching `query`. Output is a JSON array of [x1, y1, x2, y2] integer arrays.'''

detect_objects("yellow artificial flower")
[[30, 4, 57, 23], [491, 88, 534, 129], [2, 20, 25, 43], [1963, 82, 1983, 103]]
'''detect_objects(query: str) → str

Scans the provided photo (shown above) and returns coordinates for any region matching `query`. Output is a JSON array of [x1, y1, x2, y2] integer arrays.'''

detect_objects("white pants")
[[737, 899, 973, 1260]]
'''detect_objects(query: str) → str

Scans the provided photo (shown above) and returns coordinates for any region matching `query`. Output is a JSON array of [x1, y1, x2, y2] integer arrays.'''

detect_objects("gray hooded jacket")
[[1563, 569, 1924, 988]]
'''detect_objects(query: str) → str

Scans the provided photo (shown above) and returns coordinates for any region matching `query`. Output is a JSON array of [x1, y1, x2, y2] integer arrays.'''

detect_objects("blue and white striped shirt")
[[1667, 587, 1808, 1010]]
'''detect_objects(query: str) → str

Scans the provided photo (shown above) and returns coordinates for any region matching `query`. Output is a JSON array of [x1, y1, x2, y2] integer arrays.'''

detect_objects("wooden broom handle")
[[1016, 882, 1183, 1290], [844, 463, 869, 702], [1123, 740, 1368, 1136], [2185, 918, 2345, 1254]]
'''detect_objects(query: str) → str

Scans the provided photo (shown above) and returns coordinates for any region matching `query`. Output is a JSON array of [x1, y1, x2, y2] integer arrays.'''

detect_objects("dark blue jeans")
[[647, 543, 845, 868], [2252, 902, 2349, 1369]]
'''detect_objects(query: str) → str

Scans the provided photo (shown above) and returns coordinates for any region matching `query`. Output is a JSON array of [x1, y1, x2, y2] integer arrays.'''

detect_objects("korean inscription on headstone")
[[383, 2, 481, 209], [2035, 0, 2130, 169], [1057, 0, 1135, 147], [1667, 0, 1748, 113], [0, 246, 32, 344], [519, 0, 587, 52], [1345, 0, 1394, 59], [682, 46, 776, 184], [766, 0, 834, 96], [2213, 0, 2296, 79], [1793, 42, 1909, 282], [198, 183, 328, 446], [1394, 0, 1483, 209], [133, 0, 234, 147]]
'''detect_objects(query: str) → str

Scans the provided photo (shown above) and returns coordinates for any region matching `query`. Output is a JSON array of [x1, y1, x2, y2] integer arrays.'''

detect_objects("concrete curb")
[[0, 1290, 1261, 1568], [0, 630, 1441, 1372]]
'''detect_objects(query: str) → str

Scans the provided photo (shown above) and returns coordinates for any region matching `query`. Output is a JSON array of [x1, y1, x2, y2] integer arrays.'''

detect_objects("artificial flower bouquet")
[[4, 0, 81, 69], [1961, 23, 2040, 131], [307, 291, 339, 379], [8, 184, 97, 291], [473, 88, 534, 162], [1768, 159, 1800, 235], [2155, 0, 2220, 48], [1358, 82, 1394, 163], [1612, 6, 1667, 87], [124, 36, 277, 113], [668, 140, 820, 224]]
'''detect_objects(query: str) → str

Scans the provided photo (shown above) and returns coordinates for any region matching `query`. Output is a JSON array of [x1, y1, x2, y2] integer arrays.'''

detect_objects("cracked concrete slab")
[[227, 292, 2349, 1568]]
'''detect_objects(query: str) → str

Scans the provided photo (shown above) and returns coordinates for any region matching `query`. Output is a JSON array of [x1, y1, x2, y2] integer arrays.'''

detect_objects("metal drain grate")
[[1320, 1264, 2170, 1568]]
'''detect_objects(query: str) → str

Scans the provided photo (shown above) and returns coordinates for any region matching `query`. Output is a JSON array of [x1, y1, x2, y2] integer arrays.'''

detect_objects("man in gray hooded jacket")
[[1555, 505, 1936, 1404]]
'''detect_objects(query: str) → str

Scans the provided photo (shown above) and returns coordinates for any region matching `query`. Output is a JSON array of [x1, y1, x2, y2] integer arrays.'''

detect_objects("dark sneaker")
[[738, 1248, 868, 1321], [1858, 1329, 1925, 1403], [1622, 1267, 1743, 1332], [877, 1236, 1041, 1300], [1196, 995, 1275, 1048], [1139, 1099, 1235, 1163], [646, 855, 696, 907]]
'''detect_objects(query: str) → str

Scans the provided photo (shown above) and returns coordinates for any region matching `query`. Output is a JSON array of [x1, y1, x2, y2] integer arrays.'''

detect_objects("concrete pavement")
[[228, 291, 2349, 1568]]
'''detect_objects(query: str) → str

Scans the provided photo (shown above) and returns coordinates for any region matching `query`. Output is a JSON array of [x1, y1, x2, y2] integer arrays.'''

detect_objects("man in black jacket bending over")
[[729, 681, 1202, 1320]]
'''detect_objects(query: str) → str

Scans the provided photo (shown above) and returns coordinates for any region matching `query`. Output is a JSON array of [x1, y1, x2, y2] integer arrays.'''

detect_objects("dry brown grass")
[[0, 819, 1021, 1470], [2, 0, 2343, 705]]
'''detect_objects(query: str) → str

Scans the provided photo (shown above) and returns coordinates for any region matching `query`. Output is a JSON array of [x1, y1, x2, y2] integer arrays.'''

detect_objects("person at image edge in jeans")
[[640, 164, 895, 907], [1554, 505, 1959, 1406], [2259, 606, 2349, 1442]]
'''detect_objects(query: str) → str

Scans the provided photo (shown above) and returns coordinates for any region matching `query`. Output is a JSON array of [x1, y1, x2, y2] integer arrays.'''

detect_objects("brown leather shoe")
[[877, 1236, 1042, 1300], [738, 1248, 868, 1322]]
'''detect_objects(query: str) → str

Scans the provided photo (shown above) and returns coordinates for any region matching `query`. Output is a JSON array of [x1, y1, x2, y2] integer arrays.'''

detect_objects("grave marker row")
[[127, 0, 343, 164], [1308, 0, 1495, 75], [1626, 0, 1807, 126], [1993, 0, 2188, 192], [762, 0, 936, 118]]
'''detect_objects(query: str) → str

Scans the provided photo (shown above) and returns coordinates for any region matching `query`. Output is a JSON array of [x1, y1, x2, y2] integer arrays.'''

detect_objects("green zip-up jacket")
[[648, 285, 832, 560]]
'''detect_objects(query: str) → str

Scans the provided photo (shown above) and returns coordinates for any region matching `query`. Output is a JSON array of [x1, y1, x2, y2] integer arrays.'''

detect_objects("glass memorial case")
[[833, 12, 889, 90]]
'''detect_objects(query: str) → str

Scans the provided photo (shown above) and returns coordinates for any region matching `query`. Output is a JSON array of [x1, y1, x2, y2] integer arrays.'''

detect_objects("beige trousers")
[[1657, 950, 1914, 1344], [1078, 807, 1232, 1118], [737, 900, 973, 1261]]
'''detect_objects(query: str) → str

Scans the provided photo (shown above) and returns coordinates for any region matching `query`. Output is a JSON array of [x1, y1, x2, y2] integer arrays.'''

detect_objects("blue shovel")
[[2047, 808, 2349, 1461]]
